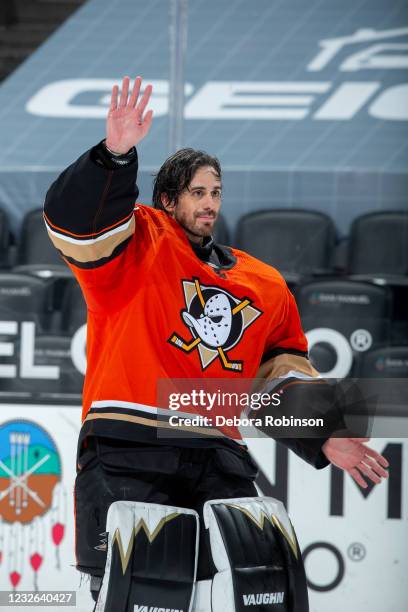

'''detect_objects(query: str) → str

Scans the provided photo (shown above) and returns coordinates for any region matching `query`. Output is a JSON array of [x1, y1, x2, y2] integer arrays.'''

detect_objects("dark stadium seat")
[[214, 213, 230, 245], [0, 208, 10, 267], [0, 272, 52, 333], [235, 209, 336, 282], [60, 279, 87, 335], [0, 335, 84, 404], [15, 208, 71, 277], [295, 279, 392, 377], [0, 0, 17, 26], [357, 345, 408, 378], [355, 346, 408, 418], [348, 211, 408, 278]]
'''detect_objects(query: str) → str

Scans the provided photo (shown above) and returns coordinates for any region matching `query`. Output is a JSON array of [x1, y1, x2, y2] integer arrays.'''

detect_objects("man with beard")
[[44, 77, 388, 612]]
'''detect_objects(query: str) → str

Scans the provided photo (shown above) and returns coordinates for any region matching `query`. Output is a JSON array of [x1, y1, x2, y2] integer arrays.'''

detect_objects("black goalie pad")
[[203, 497, 308, 612], [96, 501, 199, 612]]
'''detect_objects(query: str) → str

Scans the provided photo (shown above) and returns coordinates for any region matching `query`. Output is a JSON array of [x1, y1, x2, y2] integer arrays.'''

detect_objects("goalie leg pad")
[[96, 501, 200, 612], [202, 496, 308, 612]]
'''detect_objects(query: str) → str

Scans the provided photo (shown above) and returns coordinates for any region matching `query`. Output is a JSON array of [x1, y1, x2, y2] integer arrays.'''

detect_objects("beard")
[[175, 209, 217, 240]]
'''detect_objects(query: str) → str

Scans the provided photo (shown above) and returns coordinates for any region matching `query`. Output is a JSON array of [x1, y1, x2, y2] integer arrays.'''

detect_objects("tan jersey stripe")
[[84, 411, 225, 438], [257, 353, 319, 380], [46, 216, 135, 263], [43, 210, 134, 238]]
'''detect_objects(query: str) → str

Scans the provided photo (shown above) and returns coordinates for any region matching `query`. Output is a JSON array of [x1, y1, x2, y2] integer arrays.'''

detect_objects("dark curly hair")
[[152, 148, 221, 211]]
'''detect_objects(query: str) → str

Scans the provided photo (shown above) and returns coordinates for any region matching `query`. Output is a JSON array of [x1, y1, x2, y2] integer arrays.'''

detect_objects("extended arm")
[[44, 77, 153, 269], [252, 365, 389, 488], [253, 285, 389, 488]]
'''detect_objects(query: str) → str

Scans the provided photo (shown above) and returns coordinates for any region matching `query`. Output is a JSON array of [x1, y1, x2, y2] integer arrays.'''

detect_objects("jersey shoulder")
[[230, 246, 287, 286], [134, 204, 171, 226], [134, 204, 182, 238]]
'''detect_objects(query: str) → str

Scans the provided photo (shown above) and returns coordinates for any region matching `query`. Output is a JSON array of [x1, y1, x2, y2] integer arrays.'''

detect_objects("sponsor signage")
[[0, 408, 87, 606], [25, 25, 408, 123], [0, 319, 382, 390], [248, 436, 407, 611], [0, 406, 406, 612]]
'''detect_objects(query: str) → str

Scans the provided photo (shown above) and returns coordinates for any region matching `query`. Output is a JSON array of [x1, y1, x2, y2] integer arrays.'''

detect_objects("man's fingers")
[[363, 455, 389, 479], [119, 76, 130, 107], [348, 468, 368, 489], [129, 76, 142, 108], [357, 462, 382, 484], [137, 84, 153, 117], [364, 445, 389, 468], [142, 109, 153, 131], [110, 84, 119, 111]]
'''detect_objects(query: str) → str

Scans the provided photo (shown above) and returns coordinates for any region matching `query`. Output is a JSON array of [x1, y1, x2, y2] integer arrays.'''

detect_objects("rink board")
[[0, 404, 406, 612]]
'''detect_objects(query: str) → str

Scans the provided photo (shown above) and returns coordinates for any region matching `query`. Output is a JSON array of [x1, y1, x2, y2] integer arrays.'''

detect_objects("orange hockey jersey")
[[44, 145, 323, 458]]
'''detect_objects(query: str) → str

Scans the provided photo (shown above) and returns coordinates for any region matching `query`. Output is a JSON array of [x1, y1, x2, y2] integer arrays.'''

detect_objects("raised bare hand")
[[106, 76, 153, 154], [322, 437, 389, 489]]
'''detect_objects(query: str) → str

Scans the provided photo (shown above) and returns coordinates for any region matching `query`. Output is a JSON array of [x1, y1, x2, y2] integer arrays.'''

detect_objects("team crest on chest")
[[169, 277, 262, 372]]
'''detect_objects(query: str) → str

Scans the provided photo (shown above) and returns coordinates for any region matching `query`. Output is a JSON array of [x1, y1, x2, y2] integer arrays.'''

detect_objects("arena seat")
[[355, 346, 408, 419], [15, 208, 70, 277], [0, 0, 17, 26], [235, 209, 336, 283], [0, 208, 10, 267], [295, 279, 392, 377], [348, 211, 408, 278], [60, 279, 87, 335], [213, 213, 230, 245], [0, 272, 52, 333], [357, 345, 408, 378], [0, 335, 83, 403]]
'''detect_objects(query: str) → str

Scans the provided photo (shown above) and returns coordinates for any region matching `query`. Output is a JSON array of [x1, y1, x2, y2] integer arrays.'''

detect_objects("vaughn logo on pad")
[[134, 607, 183, 612], [243, 592, 285, 605]]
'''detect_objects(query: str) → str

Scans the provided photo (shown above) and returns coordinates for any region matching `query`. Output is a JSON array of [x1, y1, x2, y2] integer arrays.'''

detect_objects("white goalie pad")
[[198, 496, 308, 612], [192, 580, 212, 612], [96, 500, 200, 612]]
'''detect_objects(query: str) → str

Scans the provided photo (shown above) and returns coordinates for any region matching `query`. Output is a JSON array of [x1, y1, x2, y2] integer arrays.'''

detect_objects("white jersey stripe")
[[45, 216, 133, 245], [90, 399, 246, 444]]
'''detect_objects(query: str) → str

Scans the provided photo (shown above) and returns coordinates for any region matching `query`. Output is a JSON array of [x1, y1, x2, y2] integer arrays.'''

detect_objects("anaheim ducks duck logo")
[[169, 277, 262, 372]]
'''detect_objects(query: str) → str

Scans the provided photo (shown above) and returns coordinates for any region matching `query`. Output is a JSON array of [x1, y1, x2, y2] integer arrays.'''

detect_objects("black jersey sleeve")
[[43, 142, 138, 268]]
